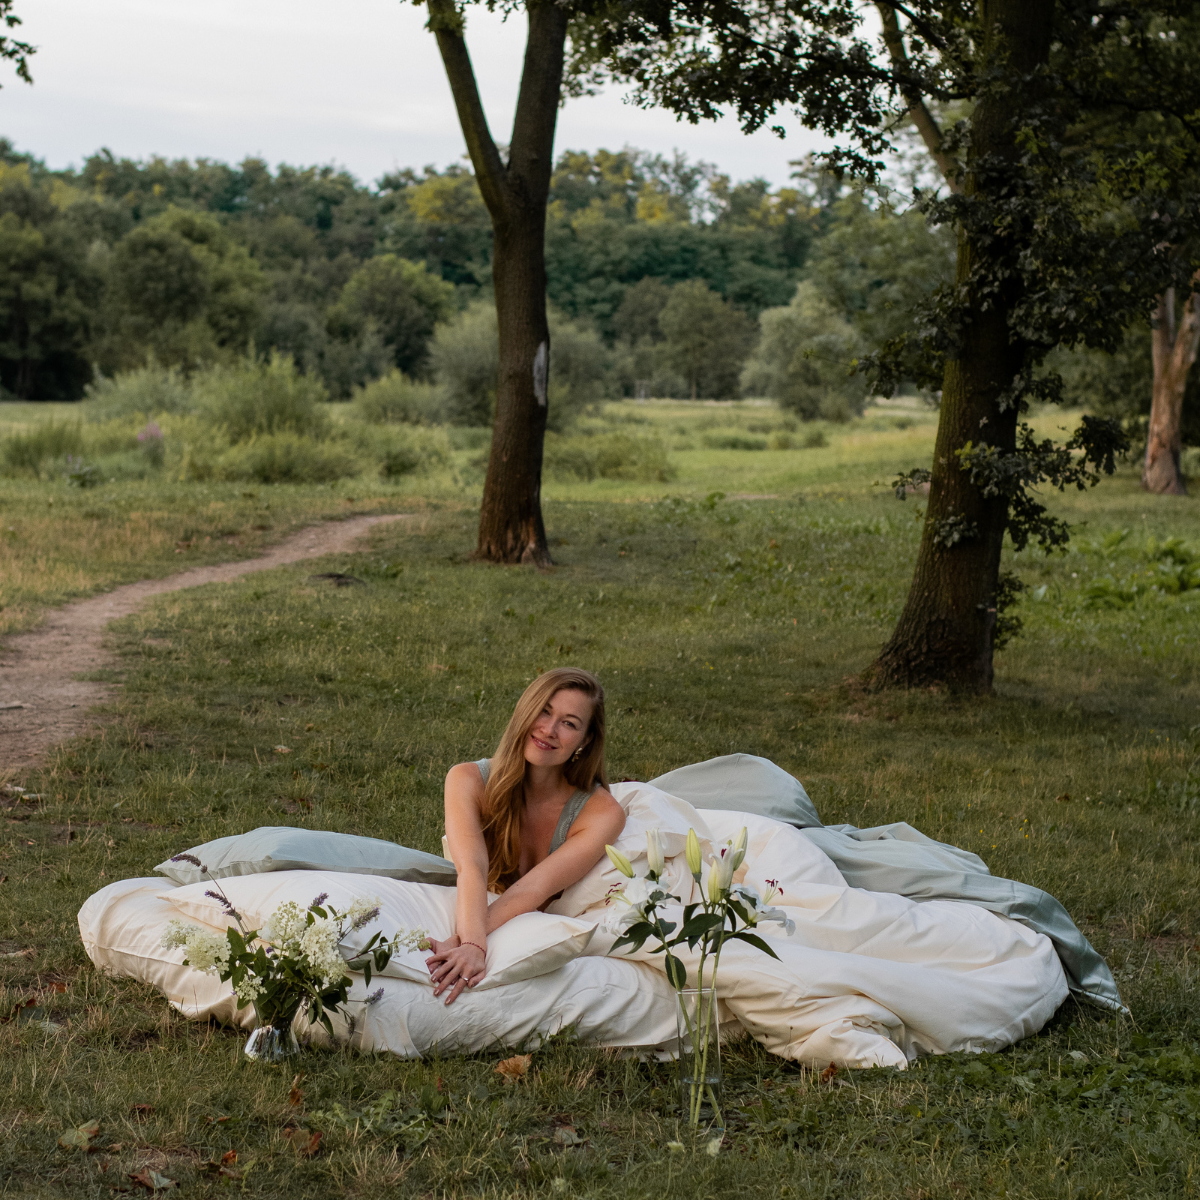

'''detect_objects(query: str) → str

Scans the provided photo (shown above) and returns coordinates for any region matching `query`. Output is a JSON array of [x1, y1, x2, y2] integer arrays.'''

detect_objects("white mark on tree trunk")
[[533, 341, 548, 407]]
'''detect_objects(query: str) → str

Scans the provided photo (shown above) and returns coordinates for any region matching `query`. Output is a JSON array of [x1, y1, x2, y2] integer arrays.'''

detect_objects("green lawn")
[[1, 399, 1198, 1198]]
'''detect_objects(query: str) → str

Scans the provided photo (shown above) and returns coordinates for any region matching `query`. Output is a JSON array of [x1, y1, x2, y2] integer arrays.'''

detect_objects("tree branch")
[[875, 2, 961, 193], [508, 1, 569, 206], [425, 0, 511, 221]]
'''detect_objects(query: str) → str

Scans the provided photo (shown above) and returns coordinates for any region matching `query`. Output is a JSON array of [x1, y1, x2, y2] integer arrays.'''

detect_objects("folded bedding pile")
[[78, 755, 1123, 1070]]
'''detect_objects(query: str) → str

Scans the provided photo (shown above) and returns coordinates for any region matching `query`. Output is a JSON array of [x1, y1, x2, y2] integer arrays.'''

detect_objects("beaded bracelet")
[[462, 940, 486, 955]]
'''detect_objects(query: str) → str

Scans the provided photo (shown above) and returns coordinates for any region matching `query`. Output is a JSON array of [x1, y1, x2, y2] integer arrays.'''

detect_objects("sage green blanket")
[[651, 753, 1125, 1014]]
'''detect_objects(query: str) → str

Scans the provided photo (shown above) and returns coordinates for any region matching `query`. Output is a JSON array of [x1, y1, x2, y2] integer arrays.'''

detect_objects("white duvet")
[[78, 782, 1068, 1069]]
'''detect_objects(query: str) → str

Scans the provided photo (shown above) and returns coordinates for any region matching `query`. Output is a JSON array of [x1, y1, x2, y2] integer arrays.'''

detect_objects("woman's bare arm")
[[428, 762, 491, 1000]]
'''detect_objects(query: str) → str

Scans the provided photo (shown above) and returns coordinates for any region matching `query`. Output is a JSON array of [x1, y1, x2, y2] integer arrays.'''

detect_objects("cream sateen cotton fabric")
[[552, 783, 1069, 1069]]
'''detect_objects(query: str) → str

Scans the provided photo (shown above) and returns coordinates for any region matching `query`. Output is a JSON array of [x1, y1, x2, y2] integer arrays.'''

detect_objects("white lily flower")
[[621, 874, 655, 910], [759, 905, 796, 936], [646, 829, 666, 878], [605, 845, 634, 878], [731, 882, 761, 907]]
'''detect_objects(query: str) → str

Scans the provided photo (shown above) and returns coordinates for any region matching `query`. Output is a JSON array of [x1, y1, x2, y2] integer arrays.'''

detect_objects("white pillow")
[[158, 870, 594, 991], [548, 781, 715, 918], [154, 827, 456, 887]]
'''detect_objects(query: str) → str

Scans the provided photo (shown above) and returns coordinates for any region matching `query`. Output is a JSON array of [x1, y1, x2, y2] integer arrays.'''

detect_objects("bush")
[[428, 302, 498, 426], [214, 432, 360, 484], [429, 302, 614, 427], [355, 371, 443, 425], [84, 363, 192, 419], [544, 433, 675, 482], [196, 353, 330, 443], [0, 419, 84, 477], [702, 432, 768, 451], [741, 282, 867, 421]]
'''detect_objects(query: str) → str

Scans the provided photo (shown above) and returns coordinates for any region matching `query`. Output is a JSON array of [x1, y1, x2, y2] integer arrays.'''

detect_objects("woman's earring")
[[572, 746, 584, 761]]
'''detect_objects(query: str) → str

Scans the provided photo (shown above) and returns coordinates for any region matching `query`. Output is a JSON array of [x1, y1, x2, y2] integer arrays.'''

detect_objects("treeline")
[[0, 137, 1186, 438]]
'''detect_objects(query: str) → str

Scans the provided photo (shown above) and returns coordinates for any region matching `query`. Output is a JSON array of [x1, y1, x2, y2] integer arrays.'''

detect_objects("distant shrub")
[[702, 432, 768, 451], [768, 431, 795, 450], [803, 428, 829, 448], [544, 433, 675, 482], [215, 432, 359, 484], [197, 353, 330, 443], [0, 420, 84, 477], [430, 302, 614, 428], [84, 363, 192, 419], [64, 456, 102, 487], [741, 282, 867, 421], [355, 371, 443, 425]]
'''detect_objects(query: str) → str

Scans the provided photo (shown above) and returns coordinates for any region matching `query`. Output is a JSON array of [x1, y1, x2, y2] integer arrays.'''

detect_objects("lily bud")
[[646, 829, 666, 878], [685, 829, 703, 877], [605, 845, 634, 878], [730, 826, 748, 872], [707, 858, 726, 902]]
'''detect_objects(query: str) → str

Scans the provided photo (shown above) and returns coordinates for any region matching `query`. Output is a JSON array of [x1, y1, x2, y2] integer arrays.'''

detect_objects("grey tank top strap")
[[474, 758, 593, 853]]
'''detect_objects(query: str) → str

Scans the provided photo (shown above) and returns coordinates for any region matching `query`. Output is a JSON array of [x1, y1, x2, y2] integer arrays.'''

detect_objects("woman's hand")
[[425, 939, 486, 1005]]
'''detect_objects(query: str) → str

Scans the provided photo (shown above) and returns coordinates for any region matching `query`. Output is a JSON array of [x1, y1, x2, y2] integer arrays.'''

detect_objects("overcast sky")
[[0, 0, 830, 190]]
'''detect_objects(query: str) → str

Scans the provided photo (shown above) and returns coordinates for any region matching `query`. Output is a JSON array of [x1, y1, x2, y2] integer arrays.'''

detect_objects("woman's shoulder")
[[578, 785, 625, 830], [445, 760, 487, 792]]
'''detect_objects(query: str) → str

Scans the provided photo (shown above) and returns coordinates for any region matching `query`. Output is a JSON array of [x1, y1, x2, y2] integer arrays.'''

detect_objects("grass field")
[[1, 398, 1199, 1198]]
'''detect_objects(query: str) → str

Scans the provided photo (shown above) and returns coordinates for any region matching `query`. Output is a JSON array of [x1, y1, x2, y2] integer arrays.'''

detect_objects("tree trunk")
[[1143, 285, 1196, 496], [428, 0, 566, 564], [867, 0, 1052, 693]]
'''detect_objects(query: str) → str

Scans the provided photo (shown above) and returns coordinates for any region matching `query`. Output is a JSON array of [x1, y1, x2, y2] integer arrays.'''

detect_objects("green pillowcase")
[[155, 826, 457, 887], [650, 753, 822, 829]]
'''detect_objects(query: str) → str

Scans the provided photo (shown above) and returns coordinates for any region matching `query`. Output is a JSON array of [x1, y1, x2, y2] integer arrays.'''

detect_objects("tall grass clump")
[[83, 363, 192, 419], [0, 419, 84, 477], [215, 431, 361, 484], [197, 352, 330, 442], [354, 371, 443, 425], [544, 432, 676, 482]]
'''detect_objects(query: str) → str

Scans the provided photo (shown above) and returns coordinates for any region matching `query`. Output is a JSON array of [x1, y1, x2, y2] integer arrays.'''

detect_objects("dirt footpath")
[[0, 513, 409, 775]]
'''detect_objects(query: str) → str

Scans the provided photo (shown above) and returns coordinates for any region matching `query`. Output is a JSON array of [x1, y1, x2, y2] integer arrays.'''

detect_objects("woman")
[[426, 668, 625, 1005]]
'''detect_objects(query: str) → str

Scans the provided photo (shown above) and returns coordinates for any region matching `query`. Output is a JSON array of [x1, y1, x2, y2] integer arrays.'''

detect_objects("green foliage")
[[83, 361, 192, 418], [353, 370, 443, 425], [659, 280, 755, 400], [430, 302, 614, 427], [95, 206, 265, 374], [0, 417, 83, 476], [543, 431, 676, 481], [196, 353, 330, 443], [0, 163, 100, 399], [213, 431, 360, 485], [741, 282, 867, 420], [427, 300, 497, 426], [326, 254, 454, 379]]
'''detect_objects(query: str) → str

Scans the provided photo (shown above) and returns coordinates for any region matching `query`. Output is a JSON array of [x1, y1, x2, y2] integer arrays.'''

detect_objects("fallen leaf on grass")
[[128, 1168, 176, 1191], [107, 1143, 124, 1152], [200, 1150, 241, 1179], [288, 1074, 304, 1106], [553, 1125, 586, 1147], [820, 1062, 838, 1084], [283, 1127, 322, 1158], [58, 1119, 100, 1150], [495, 1054, 532, 1083], [273, 745, 292, 755], [129, 1105, 154, 1118]]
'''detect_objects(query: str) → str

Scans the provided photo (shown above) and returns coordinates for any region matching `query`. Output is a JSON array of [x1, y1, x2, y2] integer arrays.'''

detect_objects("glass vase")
[[244, 1023, 300, 1064], [675, 986, 723, 1129]]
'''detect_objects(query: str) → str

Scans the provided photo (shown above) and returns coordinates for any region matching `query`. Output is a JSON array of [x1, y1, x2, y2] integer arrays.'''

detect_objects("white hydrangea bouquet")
[[604, 827, 795, 1127], [161, 853, 427, 1060]]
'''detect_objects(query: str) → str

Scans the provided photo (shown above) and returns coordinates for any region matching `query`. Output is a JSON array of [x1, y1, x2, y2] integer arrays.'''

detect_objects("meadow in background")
[[1, 390, 1197, 1197]]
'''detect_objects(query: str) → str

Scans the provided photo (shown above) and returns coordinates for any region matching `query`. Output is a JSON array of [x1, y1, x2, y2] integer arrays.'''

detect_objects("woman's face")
[[525, 688, 593, 768]]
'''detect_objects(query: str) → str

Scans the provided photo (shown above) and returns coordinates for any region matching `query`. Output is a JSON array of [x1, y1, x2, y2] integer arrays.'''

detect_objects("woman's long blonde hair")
[[481, 668, 607, 892]]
